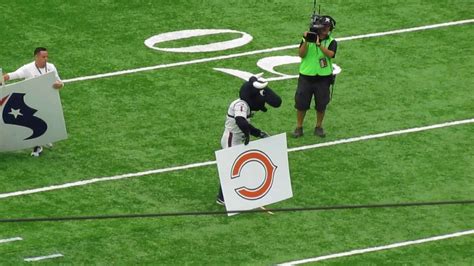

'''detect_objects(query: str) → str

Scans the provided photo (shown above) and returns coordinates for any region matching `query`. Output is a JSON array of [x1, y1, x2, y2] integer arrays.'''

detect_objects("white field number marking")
[[144, 29, 253, 53]]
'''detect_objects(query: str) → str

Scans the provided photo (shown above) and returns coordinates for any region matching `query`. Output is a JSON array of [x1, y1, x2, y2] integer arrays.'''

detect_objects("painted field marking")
[[0, 118, 472, 200], [62, 19, 474, 83], [260, 206, 275, 215], [278, 229, 474, 265], [287, 118, 474, 152], [0, 237, 23, 244], [24, 253, 64, 262]]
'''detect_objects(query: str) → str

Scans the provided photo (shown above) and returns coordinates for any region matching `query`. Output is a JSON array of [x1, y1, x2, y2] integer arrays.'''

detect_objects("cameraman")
[[293, 16, 337, 138]]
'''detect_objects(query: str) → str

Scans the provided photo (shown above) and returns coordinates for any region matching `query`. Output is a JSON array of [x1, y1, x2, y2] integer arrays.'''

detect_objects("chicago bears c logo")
[[1, 93, 48, 140], [231, 150, 277, 200]]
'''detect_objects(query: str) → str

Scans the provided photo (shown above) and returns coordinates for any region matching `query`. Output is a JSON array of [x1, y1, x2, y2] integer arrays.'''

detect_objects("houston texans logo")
[[1, 93, 48, 140]]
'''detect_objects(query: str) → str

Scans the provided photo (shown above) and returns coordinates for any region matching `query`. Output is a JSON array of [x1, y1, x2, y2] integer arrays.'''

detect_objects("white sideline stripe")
[[24, 253, 64, 262], [62, 19, 473, 84], [0, 160, 217, 199], [279, 229, 474, 265], [336, 19, 474, 42], [0, 237, 23, 244], [287, 118, 474, 152], [0, 118, 473, 200]]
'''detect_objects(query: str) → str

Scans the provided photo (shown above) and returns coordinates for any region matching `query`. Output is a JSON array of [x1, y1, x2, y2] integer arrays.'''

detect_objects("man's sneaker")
[[45, 143, 53, 149], [216, 198, 225, 206], [31, 146, 43, 157], [292, 127, 303, 138], [314, 127, 326, 138]]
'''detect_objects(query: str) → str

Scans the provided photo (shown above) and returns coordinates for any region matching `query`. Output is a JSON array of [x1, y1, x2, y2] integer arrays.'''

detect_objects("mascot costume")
[[217, 74, 282, 205]]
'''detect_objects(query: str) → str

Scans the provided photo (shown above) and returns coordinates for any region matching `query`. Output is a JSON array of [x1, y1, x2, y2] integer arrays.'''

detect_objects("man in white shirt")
[[3, 47, 64, 156], [216, 74, 282, 205]]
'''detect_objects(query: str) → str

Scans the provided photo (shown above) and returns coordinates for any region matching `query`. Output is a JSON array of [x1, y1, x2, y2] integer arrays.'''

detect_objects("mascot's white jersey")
[[221, 99, 251, 148]]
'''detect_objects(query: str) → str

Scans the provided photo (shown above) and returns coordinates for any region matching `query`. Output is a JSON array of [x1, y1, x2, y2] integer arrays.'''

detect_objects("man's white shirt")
[[8, 62, 61, 81]]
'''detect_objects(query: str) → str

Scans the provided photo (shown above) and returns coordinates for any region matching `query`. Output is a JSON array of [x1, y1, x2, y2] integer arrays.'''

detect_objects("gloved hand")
[[244, 133, 250, 145], [259, 131, 270, 138]]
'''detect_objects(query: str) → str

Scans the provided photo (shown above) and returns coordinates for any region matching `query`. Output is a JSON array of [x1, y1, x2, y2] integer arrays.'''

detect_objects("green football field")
[[1, 0, 473, 264]]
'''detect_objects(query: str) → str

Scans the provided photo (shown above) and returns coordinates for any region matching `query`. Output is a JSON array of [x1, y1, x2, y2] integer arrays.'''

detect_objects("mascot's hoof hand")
[[259, 131, 270, 138], [244, 134, 250, 145]]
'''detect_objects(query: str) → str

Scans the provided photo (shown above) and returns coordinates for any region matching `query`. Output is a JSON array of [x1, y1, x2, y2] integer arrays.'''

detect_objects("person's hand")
[[316, 35, 321, 46], [303, 31, 308, 38], [259, 131, 270, 138], [244, 133, 250, 145], [53, 81, 64, 89]]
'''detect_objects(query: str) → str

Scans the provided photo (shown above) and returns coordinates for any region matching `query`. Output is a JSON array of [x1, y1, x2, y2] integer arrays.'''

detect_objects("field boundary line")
[[63, 19, 474, 83], [24, 254, 63, 262], [0, 237, 23, 244], [278, 229, 474, 265], [287, 118, 474, 152], [0, 118, 473, 200]]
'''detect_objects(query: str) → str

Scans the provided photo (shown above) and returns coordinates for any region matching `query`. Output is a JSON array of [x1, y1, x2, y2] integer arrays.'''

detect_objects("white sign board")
[[215, 133, 292, 216], [0, 72, 67, 152]]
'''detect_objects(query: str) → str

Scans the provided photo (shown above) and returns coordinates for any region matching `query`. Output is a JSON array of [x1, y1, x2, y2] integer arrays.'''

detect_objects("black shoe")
[[314, 127, 326, 138], [31, 146, 43, 157], [292, 127, 303, 138], [216, 198, 225, 206]]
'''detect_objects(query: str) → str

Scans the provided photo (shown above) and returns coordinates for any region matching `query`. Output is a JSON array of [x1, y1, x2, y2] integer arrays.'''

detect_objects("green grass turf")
[[0, 0, 473, 264]]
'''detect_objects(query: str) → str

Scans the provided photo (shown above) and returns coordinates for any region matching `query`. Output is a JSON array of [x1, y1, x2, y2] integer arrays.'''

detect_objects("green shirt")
[[299, 35, 334, 76]]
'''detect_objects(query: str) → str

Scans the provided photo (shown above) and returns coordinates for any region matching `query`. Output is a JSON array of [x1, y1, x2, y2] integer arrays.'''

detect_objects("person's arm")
[[235, 116, 262, 138], [6, 66, 27, 81], [235, 116, 252, 145], [235, 116, 267, 145], [235, 116, 256, 135], [319, 45, 334, 58], [317, 37, 337, 58], [53, 80, 64, 89], [299, 32, 309, 58], [50, 64, 64, 89]]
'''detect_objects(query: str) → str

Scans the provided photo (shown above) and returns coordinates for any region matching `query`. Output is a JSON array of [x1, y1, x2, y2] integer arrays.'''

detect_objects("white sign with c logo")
[[215, 133, 292, 216]]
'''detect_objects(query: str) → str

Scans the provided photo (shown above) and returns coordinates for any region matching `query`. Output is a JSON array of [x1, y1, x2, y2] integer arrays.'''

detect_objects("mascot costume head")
[[239, 73, 282, 112]]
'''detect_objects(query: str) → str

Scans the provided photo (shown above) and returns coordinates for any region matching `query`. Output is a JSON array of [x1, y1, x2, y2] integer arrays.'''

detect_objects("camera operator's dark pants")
[[295, 74, 332, 112]]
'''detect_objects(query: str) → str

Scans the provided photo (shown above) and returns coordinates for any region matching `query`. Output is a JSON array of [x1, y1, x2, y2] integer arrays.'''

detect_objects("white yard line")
[[278, 229, 474, 265], [0, 237, 23, 244], [24, 253, 64, 262], [0, 118, 472, 200], [335, 19, 473, 42], [287, 118, 474, 152], [62, 19, 473, 84], [0, 160, 216, 199]]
